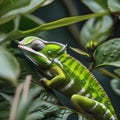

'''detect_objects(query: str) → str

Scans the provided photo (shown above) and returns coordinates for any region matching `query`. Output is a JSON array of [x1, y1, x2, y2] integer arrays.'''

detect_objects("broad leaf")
[[81, 0, 108, 12], [108, 0, 120, 12], [111, 79, 120, 96], [94, 38, 120, 67], [0, 47, 19, 84], [80, 16, 113, 49], [0, 0, 46, 24]]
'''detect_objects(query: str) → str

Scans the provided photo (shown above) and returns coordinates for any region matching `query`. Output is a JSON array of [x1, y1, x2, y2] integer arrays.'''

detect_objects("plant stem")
[[9, 83, 23, 120], [1, 10, 110, 43], [62, 0, 81, 45], [23, 10, 110, 35], [97, 68, 119, 80]]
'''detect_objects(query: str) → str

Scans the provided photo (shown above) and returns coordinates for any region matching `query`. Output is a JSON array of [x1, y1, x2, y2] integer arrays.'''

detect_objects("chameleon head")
[[18, 36, 67, 68]]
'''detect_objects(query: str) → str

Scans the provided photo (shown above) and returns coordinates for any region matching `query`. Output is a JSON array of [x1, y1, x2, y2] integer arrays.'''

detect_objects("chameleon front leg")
[[41, 66, 66, 88], [71, 94, 115, 120]]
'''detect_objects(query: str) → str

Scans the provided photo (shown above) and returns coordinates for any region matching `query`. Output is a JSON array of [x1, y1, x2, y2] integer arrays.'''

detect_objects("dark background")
[[33, 0, 120, 119]]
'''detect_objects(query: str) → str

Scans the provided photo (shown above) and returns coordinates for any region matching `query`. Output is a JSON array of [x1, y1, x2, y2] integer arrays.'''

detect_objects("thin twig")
[[9, 75, 32, 120], [9, 83, 24, 120], [22, 75, 32, 101], [97, 68, 119, 80], [62, 0, 81, 45]]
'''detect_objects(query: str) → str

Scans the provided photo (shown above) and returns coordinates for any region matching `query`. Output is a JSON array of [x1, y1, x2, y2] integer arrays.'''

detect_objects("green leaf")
[[0, 80, 15, 94], [0, 19, 14, 33], [78, 114, 91, 120], [27, 91, 59, 114], [94, 38, 120, 67], [27, 101, 91, 120], [70, 47, 90, 58], [11, 82, 91, 120], [0, 0, 30, 16], [0, 16, 15, 26], [18, 58, 41, 82], [114, 68, 120, 77], [1, 11, 110, 43], [9, 14, 45, 31], [27, 105, 90, 120], [105, 62, 120, 67], [33, 11, 110, 32], [81, 0, 108, 12], [0, 92, 12, 102], [0, 47, 19, 85], [80, 16, 113, 48], [0, 110, 9, 120], [0, 14, 45, 42], [18, 14, 45, 30], [0, 90, 11, 120], [42, 0, 54, 6], [111, 79, 120, 96], [26, 85, 91, 120], [0, 0, 4, 5], [0, 0, 47, 24], [108, 0, 120, 12]]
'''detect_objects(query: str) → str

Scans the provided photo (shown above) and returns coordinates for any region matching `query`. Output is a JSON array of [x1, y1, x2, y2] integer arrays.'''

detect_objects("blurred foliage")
[[81, 0, 108, 12], [0, 47, 19, 84], [0, 0, 120, 120], [80, 16, 113, 48]]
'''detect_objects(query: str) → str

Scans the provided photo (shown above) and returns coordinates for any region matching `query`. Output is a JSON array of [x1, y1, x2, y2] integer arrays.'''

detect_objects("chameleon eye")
[[31, 40, 45, 51], [47, 50, 52, 56]]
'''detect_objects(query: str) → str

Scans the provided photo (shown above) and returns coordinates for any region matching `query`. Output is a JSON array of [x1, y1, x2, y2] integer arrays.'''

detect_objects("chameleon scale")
[[18, 36, 117, 120]]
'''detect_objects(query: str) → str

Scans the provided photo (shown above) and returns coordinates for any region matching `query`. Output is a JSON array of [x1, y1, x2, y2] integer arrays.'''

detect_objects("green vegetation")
[[0, 0, 120, 120]]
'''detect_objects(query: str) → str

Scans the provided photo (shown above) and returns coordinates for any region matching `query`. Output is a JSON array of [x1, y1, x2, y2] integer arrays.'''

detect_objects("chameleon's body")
[[18, 36, 117, 120]]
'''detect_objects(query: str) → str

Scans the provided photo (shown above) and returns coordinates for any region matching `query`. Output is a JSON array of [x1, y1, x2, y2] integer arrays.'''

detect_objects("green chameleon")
[[18, 36, 117, 120]]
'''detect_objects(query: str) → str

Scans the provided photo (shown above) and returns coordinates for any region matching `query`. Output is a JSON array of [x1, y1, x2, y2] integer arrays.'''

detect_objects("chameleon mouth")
[[18, 44, 32, 52], [18, 44, 40, 55]]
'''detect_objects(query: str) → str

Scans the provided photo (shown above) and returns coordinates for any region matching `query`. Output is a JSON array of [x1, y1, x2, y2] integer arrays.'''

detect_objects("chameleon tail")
[[71, 94, 116, 120]]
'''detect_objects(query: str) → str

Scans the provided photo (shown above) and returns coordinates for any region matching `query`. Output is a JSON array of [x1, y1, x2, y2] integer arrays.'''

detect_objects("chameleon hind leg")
[[71, 94, 115, 120]]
